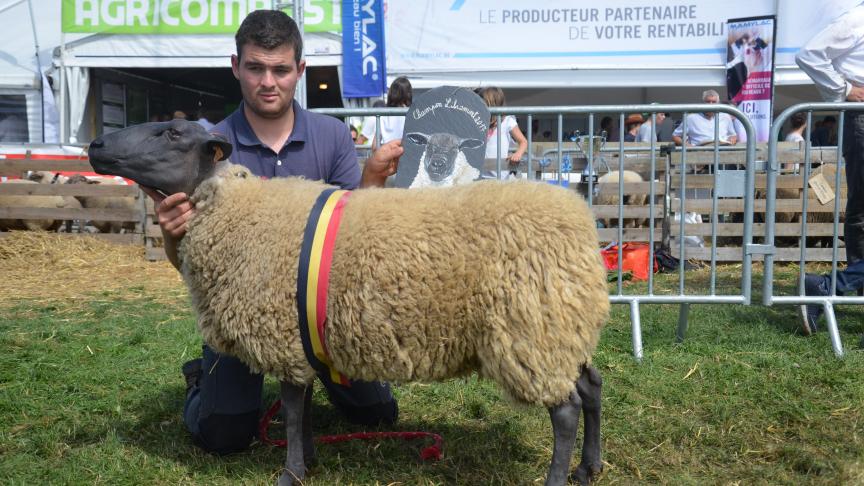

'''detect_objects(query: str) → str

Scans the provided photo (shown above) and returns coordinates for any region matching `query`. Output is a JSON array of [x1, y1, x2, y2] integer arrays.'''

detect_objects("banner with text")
[[342, 0, 386, 98], [386, 0, 774, 72], [61, 0, 342, 34], [726, 16, 776, 143]]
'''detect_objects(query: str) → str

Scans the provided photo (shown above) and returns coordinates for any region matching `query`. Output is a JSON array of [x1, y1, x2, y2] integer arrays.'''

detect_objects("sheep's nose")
[[89, 138, 104, 149]]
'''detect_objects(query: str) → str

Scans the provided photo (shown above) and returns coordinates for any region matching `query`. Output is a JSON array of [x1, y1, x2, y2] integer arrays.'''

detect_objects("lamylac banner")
[[341, 0, 386, 98], [726, 15, 776, 143]]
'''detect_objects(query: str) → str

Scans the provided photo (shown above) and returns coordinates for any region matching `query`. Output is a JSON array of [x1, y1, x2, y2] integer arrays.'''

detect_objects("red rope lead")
[[259, 399, 443, 461]]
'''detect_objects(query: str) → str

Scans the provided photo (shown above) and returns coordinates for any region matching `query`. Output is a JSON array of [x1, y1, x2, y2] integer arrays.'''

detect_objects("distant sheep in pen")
[[65, 174, 138, 233], [0, 179, 81, 232], [593, 170, 649, 229], [87, 120, 609, 486]]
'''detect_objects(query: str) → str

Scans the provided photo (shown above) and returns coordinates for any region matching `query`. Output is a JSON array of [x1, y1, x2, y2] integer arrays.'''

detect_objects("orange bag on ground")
[[600, 242, 658, 281]]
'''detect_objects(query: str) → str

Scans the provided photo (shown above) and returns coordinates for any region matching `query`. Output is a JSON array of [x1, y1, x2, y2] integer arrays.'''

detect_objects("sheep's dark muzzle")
[[87, 120, 233, 196]]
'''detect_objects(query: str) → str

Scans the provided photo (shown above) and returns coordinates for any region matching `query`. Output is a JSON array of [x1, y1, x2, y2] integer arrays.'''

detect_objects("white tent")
[[0, 0, 63, 143], [0, 60, 40, 142]]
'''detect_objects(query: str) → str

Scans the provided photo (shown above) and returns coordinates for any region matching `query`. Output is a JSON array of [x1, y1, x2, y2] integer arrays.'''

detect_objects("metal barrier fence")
[[764, 102, 862, 358], [315, 104, 757, 361]]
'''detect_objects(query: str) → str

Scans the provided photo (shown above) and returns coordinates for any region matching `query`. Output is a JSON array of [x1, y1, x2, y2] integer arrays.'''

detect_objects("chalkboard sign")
[[393, 86, 490, 188]]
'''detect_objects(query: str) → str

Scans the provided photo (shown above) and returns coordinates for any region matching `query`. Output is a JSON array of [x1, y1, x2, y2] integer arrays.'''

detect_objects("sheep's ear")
[[207, 135, 233, 162], [406, 132, 429, 146], [459, 138, 484, 150]]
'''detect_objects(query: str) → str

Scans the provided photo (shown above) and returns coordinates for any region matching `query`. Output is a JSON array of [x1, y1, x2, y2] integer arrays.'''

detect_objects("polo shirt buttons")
[[277, 159, 282, 166]]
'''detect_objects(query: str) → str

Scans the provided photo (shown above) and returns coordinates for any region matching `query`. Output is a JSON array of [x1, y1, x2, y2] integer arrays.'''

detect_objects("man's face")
[[703, 95, 719, 118], [231, 43, 306, 120]]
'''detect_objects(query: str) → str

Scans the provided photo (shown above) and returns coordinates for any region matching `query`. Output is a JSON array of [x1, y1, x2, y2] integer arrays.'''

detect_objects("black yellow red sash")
[[297, 188, 351, 386]]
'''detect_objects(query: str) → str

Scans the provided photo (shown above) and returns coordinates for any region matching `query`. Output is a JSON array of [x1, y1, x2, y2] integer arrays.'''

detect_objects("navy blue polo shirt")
[[211, 100, 361, 190]]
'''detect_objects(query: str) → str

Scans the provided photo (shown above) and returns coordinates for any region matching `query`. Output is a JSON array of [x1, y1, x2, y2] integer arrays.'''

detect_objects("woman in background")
[[479, 86, 528, 178], [785, 112, 807, 143], [360, 76, 413, 148]]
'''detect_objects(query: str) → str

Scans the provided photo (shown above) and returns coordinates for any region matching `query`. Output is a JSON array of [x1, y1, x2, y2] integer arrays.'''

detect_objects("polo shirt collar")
[[233, 99, 308, 147]]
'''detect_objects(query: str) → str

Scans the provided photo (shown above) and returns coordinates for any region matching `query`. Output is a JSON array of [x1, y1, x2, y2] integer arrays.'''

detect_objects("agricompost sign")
[[61, 0, 343, 34]]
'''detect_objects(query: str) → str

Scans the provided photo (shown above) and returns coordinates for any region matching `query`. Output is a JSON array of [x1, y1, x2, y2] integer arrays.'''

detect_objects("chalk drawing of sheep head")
[[406, 132, 483, 182]]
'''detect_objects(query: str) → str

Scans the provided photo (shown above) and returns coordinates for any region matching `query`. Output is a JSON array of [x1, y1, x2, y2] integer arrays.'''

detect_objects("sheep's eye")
[[166, 129, 180, 141]]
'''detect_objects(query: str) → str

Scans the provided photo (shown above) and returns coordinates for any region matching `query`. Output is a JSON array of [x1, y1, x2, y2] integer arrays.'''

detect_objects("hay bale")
[[0, 232, 182, 307]]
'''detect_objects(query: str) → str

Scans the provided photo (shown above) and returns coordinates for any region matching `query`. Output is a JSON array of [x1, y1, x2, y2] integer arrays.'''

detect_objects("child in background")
[[478, 87, 528, 178]]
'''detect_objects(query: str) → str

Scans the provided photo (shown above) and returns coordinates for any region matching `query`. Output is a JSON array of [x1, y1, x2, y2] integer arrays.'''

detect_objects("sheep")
[[65, 174, 138, 233], [756, 165, 844, 248], [27, 171, 69, 185], [0, 179, 82, 231], [27, 171, 80, 231], [405, 132, 483, 188], [593, 169, 649, 229], [87, 120, 609, 486]]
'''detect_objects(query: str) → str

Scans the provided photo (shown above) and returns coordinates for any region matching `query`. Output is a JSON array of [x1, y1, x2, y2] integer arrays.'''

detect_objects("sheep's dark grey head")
[[407, 132, 483, 182], [87, 120, 232, 196]]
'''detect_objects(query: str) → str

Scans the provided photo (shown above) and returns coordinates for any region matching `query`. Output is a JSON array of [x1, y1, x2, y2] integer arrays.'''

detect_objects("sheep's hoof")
[[571, 462, 603, 485], [276, 468, 304, 486]]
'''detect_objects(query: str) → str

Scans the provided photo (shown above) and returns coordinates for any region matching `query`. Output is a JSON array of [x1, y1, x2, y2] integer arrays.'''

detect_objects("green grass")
[[1, 267, 863, 485]]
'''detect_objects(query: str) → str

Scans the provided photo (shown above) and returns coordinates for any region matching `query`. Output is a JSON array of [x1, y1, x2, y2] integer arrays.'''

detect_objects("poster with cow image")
[[394, 86, 490, 188]]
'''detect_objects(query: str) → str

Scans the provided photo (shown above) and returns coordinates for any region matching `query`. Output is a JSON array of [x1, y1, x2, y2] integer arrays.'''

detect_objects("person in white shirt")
[[359, 77, 412, 148], [357, 100, 385, 146], [636, 111, 666, 143], [478, 86, 528, 178], [795, 2, 864, 337], [671, 90, 738, 146], [796, 2, 864, 263]]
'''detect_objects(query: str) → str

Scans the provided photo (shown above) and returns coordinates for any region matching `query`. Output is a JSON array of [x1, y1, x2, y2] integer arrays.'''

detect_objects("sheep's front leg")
[[572, 365, 603, 485], [277, 381, 307, 486], [545, 389, 582, 486]]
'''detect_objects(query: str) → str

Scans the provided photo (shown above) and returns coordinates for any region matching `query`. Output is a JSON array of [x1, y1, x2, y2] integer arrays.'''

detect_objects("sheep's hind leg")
[[302, 383, 317, 466], [277, 381, 307, 486], [545, 388, 582, 486], [572, 365, 603, 485]]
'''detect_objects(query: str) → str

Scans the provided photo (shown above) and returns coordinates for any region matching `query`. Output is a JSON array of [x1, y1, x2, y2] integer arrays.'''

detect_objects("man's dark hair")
[[387, 77, 413, 107], [235, 10, 303, 64]]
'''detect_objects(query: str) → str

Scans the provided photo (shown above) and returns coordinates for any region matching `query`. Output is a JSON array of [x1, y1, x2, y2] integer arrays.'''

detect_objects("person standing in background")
[[784, 112, 808, 143], [360, 77, 412, 148], [478, 86, 528, 178], [795, 2, 864, 337], [636, 111, 666, 143], [623, 113, 644, 142]]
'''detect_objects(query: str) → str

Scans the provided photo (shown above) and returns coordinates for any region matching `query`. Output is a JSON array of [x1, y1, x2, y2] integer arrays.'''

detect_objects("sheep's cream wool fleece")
[[181, 164, 609, 407]]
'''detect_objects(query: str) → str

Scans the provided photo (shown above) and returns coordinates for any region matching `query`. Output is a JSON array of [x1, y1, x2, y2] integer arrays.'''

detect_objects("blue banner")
[[342, 0, 387, 98]]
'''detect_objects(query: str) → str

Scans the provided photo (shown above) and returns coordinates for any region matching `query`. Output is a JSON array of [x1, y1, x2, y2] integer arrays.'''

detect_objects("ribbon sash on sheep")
[[297, 188, 352, 386]]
